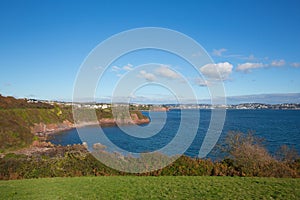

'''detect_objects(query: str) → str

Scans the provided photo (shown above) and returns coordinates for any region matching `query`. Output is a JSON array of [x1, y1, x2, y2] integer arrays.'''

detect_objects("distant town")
[[26, 99, 300, 110]]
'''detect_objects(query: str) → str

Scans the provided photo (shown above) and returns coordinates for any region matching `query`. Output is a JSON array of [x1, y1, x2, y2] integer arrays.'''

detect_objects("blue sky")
[[0, 0, 300, 103]]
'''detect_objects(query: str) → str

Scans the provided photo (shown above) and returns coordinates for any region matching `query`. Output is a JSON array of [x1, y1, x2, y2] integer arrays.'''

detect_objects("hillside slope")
[[0, 95, 148, 152]]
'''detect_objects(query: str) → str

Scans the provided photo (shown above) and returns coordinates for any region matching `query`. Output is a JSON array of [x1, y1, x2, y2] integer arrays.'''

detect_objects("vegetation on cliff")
[[0, 132, 299, 180], [0, 94, 54, 109], [0, 95, 148, 152], [0, 95, 299, 181], [0, 107, 73, 151]]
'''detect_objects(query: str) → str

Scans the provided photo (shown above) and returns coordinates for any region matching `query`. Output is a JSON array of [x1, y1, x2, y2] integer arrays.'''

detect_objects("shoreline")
[[37, 117, 151, 139], [0, 118, 150, 158]]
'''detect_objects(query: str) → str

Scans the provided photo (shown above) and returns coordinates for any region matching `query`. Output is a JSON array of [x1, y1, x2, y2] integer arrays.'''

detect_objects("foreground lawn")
[[0, 176, 299, 199]]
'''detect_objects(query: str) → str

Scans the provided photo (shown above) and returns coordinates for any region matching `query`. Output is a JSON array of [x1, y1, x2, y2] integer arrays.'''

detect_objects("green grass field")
[[0, 176, 299, 199]]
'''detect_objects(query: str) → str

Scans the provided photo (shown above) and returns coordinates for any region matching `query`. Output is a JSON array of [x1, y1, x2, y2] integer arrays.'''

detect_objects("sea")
[[48, 109, 300, 159]]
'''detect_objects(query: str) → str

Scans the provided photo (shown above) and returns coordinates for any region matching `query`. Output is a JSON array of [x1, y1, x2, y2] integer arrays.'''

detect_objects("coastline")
[[33, 117, 150, 139], [0, 117, 150, 158]]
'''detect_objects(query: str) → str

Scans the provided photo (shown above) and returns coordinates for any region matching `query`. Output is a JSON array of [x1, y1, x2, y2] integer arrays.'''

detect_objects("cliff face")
[[31, 114, 150, 137], [30, 120, 74, 136], [30, 111, 150, 137], [130, 113, 150, 124], [98, 113, 150, 125], [151, 107, 169, 111]]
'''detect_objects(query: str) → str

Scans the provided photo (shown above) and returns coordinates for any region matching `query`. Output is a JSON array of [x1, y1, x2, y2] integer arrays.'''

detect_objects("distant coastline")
[[166, 103, 300, 110]]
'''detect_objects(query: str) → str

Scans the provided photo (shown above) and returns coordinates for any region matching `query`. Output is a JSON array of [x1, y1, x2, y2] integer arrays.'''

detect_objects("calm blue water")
[[48, 109, 300, 158]]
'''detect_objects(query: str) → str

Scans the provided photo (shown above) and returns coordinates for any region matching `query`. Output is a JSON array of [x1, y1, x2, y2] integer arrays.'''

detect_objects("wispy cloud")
[[290, 62, 300, 68], [138, 70, 156, 81], [223, 53, 261, 61], [211, 47, 276, 64], [200, 62, 233, 80], [236, 62, 265, 73], [123, 63, 133, 71], [111, 66, 121, 72], [236, 59, 295, 73], [212, 48, 227, 57], [211, 48, 262, 62], [271, 59, 286, 67], [111, 64, 133, 76], [155, 65, 181, 79], [246, 54, 257, 61]]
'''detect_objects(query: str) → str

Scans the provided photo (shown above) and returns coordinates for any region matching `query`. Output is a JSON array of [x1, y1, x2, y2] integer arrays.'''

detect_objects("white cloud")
[[200, 62, 233, 80], [271, 59, 285, 67], [236, 59, 292, 73], [212, 48, 227, 57], [155, 66, 181, 79], [138, 70, 156, 81], [290, 62, 300, 68], [123, 63, 133, 71], [111, 66, 121, 72], [238, 54, 259, 61], [236, 62, 265, 72]]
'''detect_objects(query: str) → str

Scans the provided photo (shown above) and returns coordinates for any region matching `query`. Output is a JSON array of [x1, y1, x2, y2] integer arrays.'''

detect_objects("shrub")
[[220, 131, 299, 177]]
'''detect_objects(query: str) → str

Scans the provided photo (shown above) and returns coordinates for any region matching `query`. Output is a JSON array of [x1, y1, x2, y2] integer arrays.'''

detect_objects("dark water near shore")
[[48, 109, 300, 159]]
